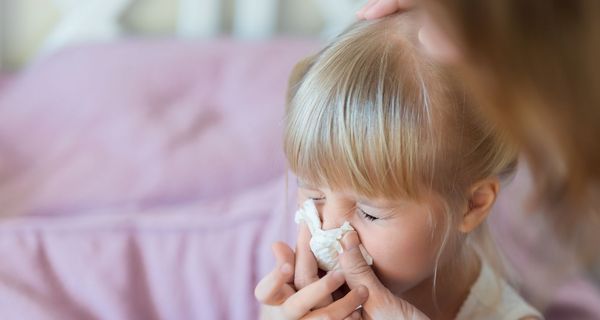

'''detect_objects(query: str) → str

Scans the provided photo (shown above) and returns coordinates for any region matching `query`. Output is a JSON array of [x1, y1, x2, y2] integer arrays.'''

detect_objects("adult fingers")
[[356, 0, 380, 19], [255, 262, 296, 305], [273, 242, 296, 283], [418, 14, 460, 63], [357, 0, 416, 20], [283, 270, 348, 319], [339, 231, 386, 294], [254, 242, 296, 305], [295, 222, 332, 307], [294, 223, 320, 290], [303, 286, 368, 320], [340, 233, 431, 320]]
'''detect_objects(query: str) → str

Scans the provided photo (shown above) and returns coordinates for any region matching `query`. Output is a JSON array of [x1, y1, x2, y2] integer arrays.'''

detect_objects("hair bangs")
[[284, 37, 436, 201]]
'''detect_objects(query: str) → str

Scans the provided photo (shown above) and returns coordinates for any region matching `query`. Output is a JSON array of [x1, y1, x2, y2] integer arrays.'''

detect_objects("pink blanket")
[[0, 176, 297, 319], [0, 39, 315, 218], [0, 39, 598, 319], [0, 39, 314, 319]]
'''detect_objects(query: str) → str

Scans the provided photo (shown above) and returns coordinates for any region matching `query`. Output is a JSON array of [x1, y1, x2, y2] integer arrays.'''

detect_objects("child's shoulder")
[[455, 261, 543, 320]]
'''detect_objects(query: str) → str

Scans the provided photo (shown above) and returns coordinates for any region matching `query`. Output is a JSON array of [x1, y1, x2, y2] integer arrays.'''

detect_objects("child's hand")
[[356, 0, 415, 20], [255, 225, 369, 319], [338, 231, 431, 320]]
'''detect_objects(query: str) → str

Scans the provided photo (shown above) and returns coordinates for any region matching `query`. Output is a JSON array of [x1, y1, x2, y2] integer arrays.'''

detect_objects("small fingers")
[[305, 286, 369, 320], [272, 242, 296, 283], [283, 270, 347, 319], [294, 223, 319, 290], [255, 263, 296, 305], [255, 242, 296, 305]]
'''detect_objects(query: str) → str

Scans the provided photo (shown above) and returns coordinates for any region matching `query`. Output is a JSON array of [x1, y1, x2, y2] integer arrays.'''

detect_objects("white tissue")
[[294, 199, 374, 271]]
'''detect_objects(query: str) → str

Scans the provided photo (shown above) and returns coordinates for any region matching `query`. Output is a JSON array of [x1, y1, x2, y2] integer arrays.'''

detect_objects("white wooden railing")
[[35, 0, 365, 58]]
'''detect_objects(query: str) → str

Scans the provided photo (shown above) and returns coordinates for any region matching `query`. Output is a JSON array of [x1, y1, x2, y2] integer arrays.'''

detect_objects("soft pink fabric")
[[0, 39, 317, 217], [0, 73, 12, 92], [0, 175, 298, 320], [0, 38, 317, 320]]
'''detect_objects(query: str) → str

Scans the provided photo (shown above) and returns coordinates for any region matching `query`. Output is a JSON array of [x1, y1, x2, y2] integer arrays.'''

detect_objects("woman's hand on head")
[[338, 231, 431, 320], [357, 0, 461, 70], [255, 224, 369, 320], [356, 0, 416, 20]]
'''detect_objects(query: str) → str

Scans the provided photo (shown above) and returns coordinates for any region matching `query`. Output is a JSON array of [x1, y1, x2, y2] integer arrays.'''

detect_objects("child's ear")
[[286, 55, 316, 106], [459, 178, 500, 233]]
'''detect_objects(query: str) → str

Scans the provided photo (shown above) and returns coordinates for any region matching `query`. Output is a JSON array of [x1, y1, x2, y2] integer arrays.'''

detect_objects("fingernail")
[[357, 0, 378, 18], [341, 231, 360, 251], [362, 8, 374, 19], [280, 263, 292, 274], [357, 285, 369, 299], [363, 6, 379, 19]]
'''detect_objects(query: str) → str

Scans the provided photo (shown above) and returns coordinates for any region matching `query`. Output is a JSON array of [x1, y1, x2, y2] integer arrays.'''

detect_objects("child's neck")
[[400, 247, 481, 320]]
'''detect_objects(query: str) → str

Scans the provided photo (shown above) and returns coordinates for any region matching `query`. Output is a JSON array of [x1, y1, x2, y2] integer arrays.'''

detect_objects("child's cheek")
[[360, 228, 439, 291]]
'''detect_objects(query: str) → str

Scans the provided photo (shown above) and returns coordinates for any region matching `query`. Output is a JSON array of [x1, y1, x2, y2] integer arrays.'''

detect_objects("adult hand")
[[356, 0, 416, 20], [357, 0, 460, 63], [255, 224, 369, 319], [338, 231, 430, 320]]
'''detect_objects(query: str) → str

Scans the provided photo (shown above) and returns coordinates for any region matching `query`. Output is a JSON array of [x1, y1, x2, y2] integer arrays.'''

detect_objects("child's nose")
[[318, 203, 347, 230]]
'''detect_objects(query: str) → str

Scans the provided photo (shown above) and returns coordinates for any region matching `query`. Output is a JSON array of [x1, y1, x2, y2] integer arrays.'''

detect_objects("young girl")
[[255, 13, 542, 320]]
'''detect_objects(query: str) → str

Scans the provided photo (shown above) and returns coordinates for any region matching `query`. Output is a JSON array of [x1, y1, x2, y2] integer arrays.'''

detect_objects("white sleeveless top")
[[455, 262, 543, 320]]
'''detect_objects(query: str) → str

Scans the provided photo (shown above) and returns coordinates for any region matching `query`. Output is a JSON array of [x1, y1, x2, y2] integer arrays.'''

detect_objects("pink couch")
[[0, 39, 598, 319], [0, 39, 313, 319]]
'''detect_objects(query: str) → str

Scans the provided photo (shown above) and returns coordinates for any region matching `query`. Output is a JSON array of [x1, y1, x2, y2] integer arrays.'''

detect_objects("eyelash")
[[305, 195, 379, 222], [357, 207, 379, 221]]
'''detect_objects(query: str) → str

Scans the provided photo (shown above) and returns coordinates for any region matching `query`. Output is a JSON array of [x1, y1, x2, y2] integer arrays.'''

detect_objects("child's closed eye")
[[357, 207, 379, 221], [298, 185, 326, 202]]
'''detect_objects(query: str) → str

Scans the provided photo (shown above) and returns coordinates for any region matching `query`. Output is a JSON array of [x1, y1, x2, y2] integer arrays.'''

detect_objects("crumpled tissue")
[[295, 199, 374, 271]]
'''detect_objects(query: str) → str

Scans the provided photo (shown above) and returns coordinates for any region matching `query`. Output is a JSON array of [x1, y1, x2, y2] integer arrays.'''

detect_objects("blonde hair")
[[284, 13, 518, 306], [285, 14, 516, 209]]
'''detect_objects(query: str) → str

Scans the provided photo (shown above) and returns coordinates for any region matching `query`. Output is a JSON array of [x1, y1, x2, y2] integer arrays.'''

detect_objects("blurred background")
[[1, 1, 598, 319], [0, 0, 364, 71]]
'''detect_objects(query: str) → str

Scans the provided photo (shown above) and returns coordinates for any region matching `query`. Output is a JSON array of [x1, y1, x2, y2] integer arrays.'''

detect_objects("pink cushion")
[[0, 73, 12, 92], [0, 175, 298, 319], [0, 39, 318, 217], [0, 38, 316, 319]]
